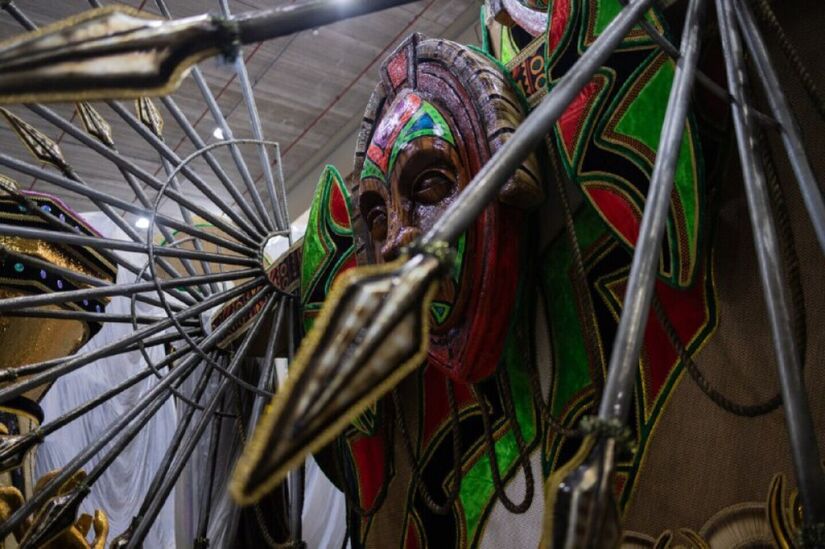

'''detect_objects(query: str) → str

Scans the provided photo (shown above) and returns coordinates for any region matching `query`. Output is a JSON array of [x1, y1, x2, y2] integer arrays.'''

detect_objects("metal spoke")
[[218, 0, 286, 231], [2, 309, 201, 325], [0, 223, 259, 267], [159, 95, 270, 237], [0, 266, 257, 312], [152, 0, 276, 236], [0, 329, 201, 385], [716, 0, 825, 526], [25, 105, 259, 255], [733, 0, 825, 255], [0, 246, 181, 311], [106, 100, 265, 240], [127, 292, 279, 547], [0, 285, 273, 541], [0, 277, 265, 400], [599, 0, 706, 422]]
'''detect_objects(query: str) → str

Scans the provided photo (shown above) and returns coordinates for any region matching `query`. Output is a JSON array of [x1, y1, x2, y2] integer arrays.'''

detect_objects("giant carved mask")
[[352, 34, 543, 383]]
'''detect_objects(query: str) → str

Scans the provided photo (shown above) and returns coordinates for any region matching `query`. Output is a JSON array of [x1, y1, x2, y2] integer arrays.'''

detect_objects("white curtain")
[[36, 212, 177, 547], [36, 213, 346, 548]]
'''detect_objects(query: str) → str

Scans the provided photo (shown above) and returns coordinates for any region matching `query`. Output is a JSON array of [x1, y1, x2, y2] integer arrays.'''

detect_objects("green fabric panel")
[[673, 125, 699, 268], [300, 176, 331, 301], [541, 206, 608, 415], [613, 61, 699, 277], [591, 0, 661, 40], [613, 60, 674, 155], [300, 165, 348, 331], [499, 26, 519, 65]]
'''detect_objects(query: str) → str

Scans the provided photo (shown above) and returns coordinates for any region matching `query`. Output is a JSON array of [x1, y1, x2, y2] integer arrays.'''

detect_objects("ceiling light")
[[213, 127, 224, 140], [135, 217, 151, 229]]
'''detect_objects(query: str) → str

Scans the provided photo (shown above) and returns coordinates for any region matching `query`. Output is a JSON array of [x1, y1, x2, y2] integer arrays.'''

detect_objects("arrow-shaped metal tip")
[[0, 107, 67, 170], [231, 253, 443, 505], [0, 6, 223, 104], [0, 1, 420, 105], [75, 102, 114, 147], [19, 482, 89, 548], [0, 431, 41, 474], [541, 437, 621, 549]]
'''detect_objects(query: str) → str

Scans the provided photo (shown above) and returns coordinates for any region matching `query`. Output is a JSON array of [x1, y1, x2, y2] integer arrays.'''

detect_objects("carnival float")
[[0, 0, 821, 547]]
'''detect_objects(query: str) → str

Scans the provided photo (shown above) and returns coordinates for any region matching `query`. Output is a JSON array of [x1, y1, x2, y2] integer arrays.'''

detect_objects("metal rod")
[[25, 104, 258, 256], [0, 329, 198, 384], [21, 104, 258, 253], [0, 287, 273, 540], [0, 265, 256, 312], [420, 0, 656, 247], [106, 100, 265, 242], [0, 246, 178, 311], [0, 139, 256, 257], [617, 0, 776, 128], [156, 154, 218, 296], [0, 338, 200, 474], [126, 360, 219, 538], [82, 356, 221, 490], [127, 292, 278, 547], [598, 0, 706, 421], [34, 342, 197, 441], [273, 143, 292, 244], [2, 308, 200, 325], [155, 0, 274, 234], [158, 95, 269, 238], [286, 300, 303, 544], [62, 162, 211, 302], [716, 0, 825, 525], [0, 170, 181, 307], [243, 297, 287, 437], [0, 2, 245, 303], [733, 0, 825, 256], [194, 396, 224, 546], [0, 223, 258, 267], [0, 277, 264, 401], [233, 0, 419, 46], [188, 68, 275, 233], [219, 0, 285, 231]]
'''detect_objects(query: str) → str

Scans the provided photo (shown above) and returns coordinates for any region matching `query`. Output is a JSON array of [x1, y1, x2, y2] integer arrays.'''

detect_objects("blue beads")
[[13, 262, 23, 273]]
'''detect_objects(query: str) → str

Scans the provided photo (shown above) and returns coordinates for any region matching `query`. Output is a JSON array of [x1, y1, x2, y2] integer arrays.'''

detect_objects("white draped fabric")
[[36, 212, 178, 547], [35, 212, 346, 548]]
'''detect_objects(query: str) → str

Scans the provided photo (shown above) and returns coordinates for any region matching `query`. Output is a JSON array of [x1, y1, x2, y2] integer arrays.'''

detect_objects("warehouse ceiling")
[[0, 0, 480, 222]]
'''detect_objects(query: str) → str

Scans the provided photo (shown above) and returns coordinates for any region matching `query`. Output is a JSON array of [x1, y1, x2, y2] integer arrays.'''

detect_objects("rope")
[[234, 383, 304, 549], [391, 377, 463, 516], [471, 370, 534, 514], [750, 0, 825, 121], [332, 417, 394, 518]]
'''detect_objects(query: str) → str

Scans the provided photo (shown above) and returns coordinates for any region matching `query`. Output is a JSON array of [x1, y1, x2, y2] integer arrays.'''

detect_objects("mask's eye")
[[412, 169, 454, 205], [360, 191, 388, 241]]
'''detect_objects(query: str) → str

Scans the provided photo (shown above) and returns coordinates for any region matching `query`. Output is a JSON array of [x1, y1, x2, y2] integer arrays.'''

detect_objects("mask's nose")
[[381, 225, 421, 262]]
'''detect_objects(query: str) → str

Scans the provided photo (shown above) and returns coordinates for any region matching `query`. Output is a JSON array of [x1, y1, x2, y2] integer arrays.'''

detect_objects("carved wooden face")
[[359, 92, 464, 263], [358, 90, 475, 338], [353, 35, 540, 382]]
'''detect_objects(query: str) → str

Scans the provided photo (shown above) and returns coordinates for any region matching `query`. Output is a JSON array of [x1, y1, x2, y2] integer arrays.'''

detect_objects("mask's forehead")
[[361, 91, 455, 186]]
